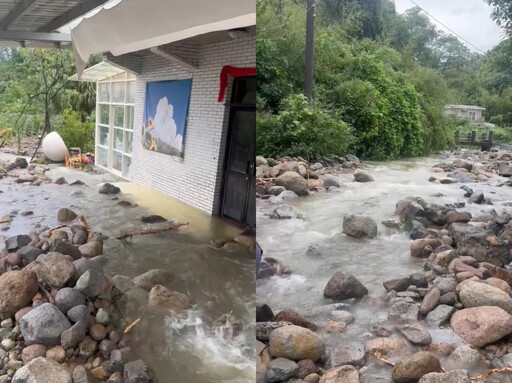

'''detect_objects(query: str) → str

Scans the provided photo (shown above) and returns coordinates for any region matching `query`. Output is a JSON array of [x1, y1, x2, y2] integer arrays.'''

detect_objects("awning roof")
[[71, 0, 256, 77], [68, 60, 125, 82]]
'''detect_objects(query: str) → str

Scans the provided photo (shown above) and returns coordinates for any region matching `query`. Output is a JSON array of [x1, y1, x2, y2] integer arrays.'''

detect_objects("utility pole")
[[305, 0, 315, 103]]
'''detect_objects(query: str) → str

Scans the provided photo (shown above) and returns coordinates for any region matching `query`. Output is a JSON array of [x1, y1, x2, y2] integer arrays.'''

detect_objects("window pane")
[[97, 147, 108, 167], [99, 105, 109, 125], [113, 106, 124, 127], [99, 83, 110, 102], [127, 81, 135, 103], [126, 106, 134, 130], [122, 155, 131, 179], [114, 128, 123, 151], [113, 82, 125, 103], [113, 151, 122, 171], [98, 126, 109, 147], [124, 131, 133, 154]]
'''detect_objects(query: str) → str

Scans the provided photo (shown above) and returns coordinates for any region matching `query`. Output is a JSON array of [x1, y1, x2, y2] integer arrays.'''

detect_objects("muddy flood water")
[[0, 154, 255, 383], [256, 152, 512, 379]]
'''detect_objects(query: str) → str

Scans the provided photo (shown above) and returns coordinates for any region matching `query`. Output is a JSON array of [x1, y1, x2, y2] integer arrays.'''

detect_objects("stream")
[[256, 152, 512, 378], [0, 154, 255, 383]]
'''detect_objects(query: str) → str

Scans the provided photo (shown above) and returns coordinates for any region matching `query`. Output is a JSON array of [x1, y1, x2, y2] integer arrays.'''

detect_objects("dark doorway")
[[221, 76, 256, 226]]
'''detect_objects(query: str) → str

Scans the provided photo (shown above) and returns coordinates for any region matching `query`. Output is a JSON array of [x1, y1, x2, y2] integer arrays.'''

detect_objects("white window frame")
[[95, 72, 136, 180]]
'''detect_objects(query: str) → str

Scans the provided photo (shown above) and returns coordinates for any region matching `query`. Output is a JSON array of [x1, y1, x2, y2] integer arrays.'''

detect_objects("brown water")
[[0, 154, 255, 383], [256, 153, 512, 378]]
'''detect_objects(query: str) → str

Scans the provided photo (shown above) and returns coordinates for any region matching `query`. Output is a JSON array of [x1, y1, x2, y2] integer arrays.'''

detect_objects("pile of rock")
[[256, 154, 367, 202], [0, 208, 158, 383]]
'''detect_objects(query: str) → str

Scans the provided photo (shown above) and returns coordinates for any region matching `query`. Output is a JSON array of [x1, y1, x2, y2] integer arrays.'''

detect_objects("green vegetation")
[[257, 0, 512, 160], [0, 48, 97, 152]]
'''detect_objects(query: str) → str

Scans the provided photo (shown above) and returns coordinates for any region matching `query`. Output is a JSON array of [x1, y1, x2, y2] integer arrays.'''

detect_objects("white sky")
[[394, 0, 505, 52]]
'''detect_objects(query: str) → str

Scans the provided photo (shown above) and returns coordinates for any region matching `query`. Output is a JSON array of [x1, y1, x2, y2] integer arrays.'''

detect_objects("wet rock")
[[269, 325, 324, 362], [398, 322, 432, 345], [269, 190, 299, 204], [271, 205, 300, 219], [124, 359, 156, 383], [0, 270, 39, 319], [25, 252, 75, 289], [73, 256, 107, 278], [267, 358, 298, 382], [329, 310, 354, 324], [72, 230, 88, 245], [21, 344, 47, 364], [256, 321, 292, 342], [446, 344, 482, 371], [66, 305, 89, 325], [354, 170, 374, 182], [418, 370, 470, 383], [432, 276, 457, 295], [112, 275, 135, 294], [425, 304, 455, 327], [78, 241, 103, 258], [451, 306, 512, 347], [60, 321, 86, 349], [273, 310, 317, 331], [342, 214, 377, 238], [12, 357, 72, 383], [425, 203, 451, 225], [468, 191, 484, 204], [324, 271, 368, 300], [5, 235, 31, 252], [419, 287, 440, 316], [72, 365, 95, 383], [90, 323, 107, 341], [410, 238, 442, 258], [275, 171, 308, 196], [95, 308, 109, 325], [54, 288, 85, 314], [446, 211, 472, 224], [410, 273, 428, 288], [54, 177, 68, 185], [396, 198, 426, 222], [383, 277, 410, 292], [365, 337, 410, 359], [268, 186, 286, 196], [322, 175, 341, 188], [99, 183, 120, 194], [20, 303, 71, 346], [388, 301, 419, 322], [57, 208, 77, 222], [148, 285, 190, 313], [325, 341, 365, 368], [256, 304, 274, 322], [14, 157, 28, 169], [134, 269, 173, 290], [17, 246, 43, 265], [392, 351, 442, 383], [459, 280, 512, 313], [98, 339, 115, 358], [319, 365, 358, 383], [76, 269, 109, 298], [110, 349, 124, 372], [141, 215, 166, 224]]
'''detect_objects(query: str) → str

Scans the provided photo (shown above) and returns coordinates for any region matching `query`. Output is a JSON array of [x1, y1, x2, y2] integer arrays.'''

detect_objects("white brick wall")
[[111, 35, 255, 214]]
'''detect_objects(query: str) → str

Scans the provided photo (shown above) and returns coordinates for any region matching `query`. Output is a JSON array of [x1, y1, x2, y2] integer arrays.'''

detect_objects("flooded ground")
[[256, 152, 512, 377], [0, 154, 255, 383]]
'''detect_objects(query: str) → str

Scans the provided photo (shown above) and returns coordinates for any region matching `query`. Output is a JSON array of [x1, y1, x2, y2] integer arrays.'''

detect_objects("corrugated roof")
[[446, 105, 486, 110], [68, 61, 125, 82]]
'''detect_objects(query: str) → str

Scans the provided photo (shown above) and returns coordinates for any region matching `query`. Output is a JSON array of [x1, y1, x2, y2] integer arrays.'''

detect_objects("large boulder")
[[324, 272, 368, 300], [98, 183, 120, 194], [57, 208, 77, 222], [5, 235, 31, 252], [12, 357, 72, 383], [322, 175, 341, 188], [269, 325, 324, 362], [392, 352, 442, 383], [275, 171, 308, 196], [0, 270, 39, 319], [459, 280, 512, 313], [342, 215, 377, 238], [424, 203, 451, 225], [20, 303, 71, 346], [354, 170, 374, 182], [451, 306, 512, 347], [395, 198, 426, 221], [148, 285, 190, 313], [266, 358, 298, 382], [26, 252, 76, 289], [133, 269, 173, 290]]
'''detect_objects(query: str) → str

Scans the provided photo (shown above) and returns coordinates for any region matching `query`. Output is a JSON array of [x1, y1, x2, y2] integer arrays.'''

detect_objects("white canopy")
[[71, 0, 256, 77], [68, 61, 126, 82]]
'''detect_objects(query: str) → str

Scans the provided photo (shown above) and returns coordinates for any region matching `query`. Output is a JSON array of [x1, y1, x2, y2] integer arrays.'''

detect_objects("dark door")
[[221, 77, 256, 225]]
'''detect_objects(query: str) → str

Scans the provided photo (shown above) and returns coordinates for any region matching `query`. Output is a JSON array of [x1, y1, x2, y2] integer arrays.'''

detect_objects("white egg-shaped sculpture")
[[42, 131, 67, 161]]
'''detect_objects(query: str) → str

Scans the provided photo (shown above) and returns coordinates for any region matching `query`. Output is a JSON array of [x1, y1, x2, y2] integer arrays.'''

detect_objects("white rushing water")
[[256, 152, 512, 377]]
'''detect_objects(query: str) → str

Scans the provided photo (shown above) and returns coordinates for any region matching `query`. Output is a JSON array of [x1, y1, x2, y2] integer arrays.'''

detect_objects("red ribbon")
[[218, 65, 256, 102]]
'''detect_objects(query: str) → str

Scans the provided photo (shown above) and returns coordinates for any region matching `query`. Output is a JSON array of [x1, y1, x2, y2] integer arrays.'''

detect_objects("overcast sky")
[[394, 0, 505, 52]]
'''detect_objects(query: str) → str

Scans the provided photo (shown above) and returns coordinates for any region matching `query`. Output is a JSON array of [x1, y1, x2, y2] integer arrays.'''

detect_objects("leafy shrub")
[[53, 108, 94, 152], [257, 94, 352, 160]]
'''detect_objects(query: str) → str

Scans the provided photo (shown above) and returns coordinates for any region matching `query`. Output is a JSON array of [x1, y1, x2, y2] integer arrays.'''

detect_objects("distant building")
[[445, 105, 485, 124]]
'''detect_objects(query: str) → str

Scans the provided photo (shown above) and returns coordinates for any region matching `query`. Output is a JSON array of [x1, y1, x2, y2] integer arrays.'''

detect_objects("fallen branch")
[[256, 177, 276, 185], [44, 225, 67, 236], [124, 318, 141, 334], [116, 222, 189, 240], [470, 367, 512, 380], [372, 351, 395, 367], [43, 215, 93, 237], [0, 218, 11, 224]]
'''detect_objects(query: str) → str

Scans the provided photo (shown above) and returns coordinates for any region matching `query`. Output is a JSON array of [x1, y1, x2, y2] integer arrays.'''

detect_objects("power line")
[[408, 0, 486, 53]]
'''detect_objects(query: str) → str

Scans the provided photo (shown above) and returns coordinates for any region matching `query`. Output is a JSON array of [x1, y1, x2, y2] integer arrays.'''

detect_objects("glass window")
[[113, 82, 125, 103], [98, 126, 109, 147], [122, 155, 131, 179], [124, 131, 133, 154], [99, 105, 109, 125], [127, 81, 135, 103], [232, 77, 256, 104], [126, 106, 134, 130], [113, 128, 124, 151], [99, 83, 110, 102], [113, 151, 122, 171], [97, 147, 108, 168], [113, 106, 124, 127]]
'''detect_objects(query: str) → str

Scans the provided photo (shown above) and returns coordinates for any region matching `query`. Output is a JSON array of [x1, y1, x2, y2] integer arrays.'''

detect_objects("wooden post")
[[471, 131, 476, 144], [488, 130, 494, 146]]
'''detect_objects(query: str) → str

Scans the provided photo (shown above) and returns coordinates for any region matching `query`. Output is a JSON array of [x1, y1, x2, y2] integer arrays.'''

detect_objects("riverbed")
[[0, 155, 255, 383], [256, 152, 512, 378]]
